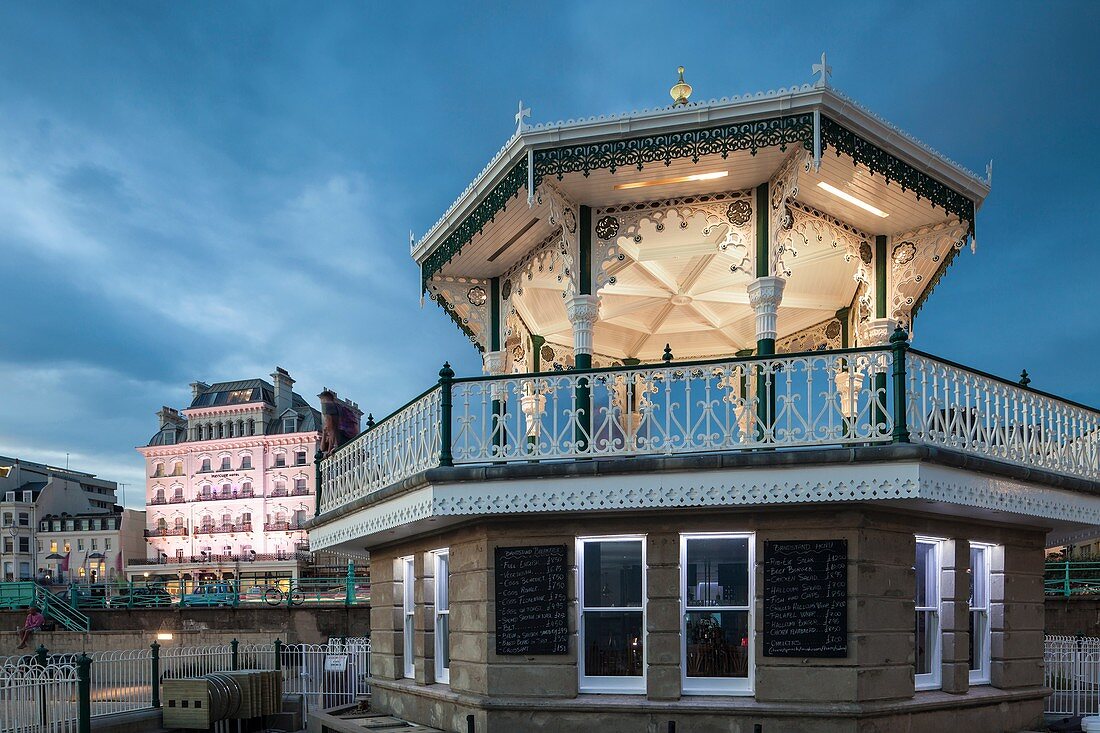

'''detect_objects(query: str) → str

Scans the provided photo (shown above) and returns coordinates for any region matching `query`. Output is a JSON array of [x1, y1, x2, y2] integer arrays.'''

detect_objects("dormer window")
[[283, 414, 298, 433]]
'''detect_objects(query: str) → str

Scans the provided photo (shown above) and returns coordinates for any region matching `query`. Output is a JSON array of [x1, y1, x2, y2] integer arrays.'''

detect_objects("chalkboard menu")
[[762, 539, 847, 658], [494, 544, 569, 655]]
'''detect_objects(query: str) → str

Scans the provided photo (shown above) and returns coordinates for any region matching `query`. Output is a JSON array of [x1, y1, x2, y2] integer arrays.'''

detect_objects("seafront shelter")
[[309, 64, 1100, 732]]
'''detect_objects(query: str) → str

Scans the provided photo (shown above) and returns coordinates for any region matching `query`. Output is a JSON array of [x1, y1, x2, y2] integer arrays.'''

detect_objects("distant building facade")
[[36, 508, 146, 583], [0, 455, 137, 582], [132, 367, 360, 587]]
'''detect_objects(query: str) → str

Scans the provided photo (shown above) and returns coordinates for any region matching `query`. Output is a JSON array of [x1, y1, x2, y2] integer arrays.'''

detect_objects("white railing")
[[452, 350, 894, 463], [1046, 635, 1100, 716], [320, 387, 442, 513], [0, 661, 78, 733], [281, 638, 371, 715], [160, 644, 233, 680], [908, 353, 1100, 481], [87, 648, 152, 716]]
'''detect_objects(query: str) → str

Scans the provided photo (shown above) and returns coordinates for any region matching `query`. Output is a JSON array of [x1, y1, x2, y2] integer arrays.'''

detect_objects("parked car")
[[179, 582, 237, 607], [108, 586, 173, 608]]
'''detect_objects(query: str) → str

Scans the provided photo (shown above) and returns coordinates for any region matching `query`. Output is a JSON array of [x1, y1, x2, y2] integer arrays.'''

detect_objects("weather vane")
[[812, 52, 832, 88]]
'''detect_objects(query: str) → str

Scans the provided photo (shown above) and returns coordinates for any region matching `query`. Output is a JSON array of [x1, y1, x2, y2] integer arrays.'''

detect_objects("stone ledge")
[[369, 677, 1048, 719]]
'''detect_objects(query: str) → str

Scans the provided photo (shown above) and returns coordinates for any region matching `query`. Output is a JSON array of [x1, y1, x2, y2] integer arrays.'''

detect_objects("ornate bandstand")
[[309, 61, 1100, 732]]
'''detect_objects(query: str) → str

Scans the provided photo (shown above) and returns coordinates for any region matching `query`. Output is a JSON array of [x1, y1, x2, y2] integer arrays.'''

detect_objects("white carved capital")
[[482, 350, 508, 376], [566, 294, 600, 356], [864, 317, 897, 347], [746, 276, 786, 342]]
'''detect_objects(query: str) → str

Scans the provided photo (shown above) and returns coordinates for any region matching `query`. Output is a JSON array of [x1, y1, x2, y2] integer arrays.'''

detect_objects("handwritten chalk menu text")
[[762, 539, 848, 658], [495, 544, 569, 655]]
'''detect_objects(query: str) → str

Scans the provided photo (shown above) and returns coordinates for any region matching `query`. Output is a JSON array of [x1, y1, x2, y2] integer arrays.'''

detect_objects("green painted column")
[[572, 206, 594, 452], [489, 278, 505, 455], [874, 235, 889, 431], [755, 184, 769, 280]]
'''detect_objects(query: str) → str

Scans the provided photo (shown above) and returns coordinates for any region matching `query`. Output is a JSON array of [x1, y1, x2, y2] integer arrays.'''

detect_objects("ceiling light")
[[816, 182, 889, 218], [614, 171, 728, 190]]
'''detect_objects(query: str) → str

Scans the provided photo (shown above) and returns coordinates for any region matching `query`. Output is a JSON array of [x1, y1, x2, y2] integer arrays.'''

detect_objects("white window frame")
[[915, 536, 943, 691], [433, 549, 450, 684], [968, 542, 993, 686], [401, 556, 415, 679], [577, 535, 647, 694], [679, 532, 755, 695]]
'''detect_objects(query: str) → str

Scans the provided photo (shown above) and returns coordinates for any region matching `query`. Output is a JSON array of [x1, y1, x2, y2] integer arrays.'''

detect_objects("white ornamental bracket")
[[566, 294, 600, 357], [746, 276, 786, 343]]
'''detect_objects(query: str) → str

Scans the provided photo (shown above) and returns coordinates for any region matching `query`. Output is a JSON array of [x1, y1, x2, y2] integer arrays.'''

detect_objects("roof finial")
[[515, 100, 531, 136], [812, 52, 832, 89], [670, 66, 692, 107]]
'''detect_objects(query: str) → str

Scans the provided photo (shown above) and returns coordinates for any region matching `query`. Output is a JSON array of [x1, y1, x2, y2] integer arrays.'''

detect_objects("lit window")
[[915, 537, 942, 690], [969, 543, 993, 685], [434, 550, 450, 684], [578, 536, 646, 693], [681, 533, 753, 694], [402, 556, 415, 679], [50, 541, 57, 553], [226, 389, 253, 404]]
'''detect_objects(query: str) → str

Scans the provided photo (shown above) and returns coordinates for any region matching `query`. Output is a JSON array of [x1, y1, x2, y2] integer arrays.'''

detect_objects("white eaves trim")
[[411, 85, 992, 266]]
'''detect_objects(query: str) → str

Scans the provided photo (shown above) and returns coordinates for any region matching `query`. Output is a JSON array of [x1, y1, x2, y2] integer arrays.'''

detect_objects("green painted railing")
[[1044, 560, 1100, 597], [3, 572, 370, 613]]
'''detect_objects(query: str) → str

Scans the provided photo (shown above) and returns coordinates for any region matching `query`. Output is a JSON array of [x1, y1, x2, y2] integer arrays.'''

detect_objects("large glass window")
[[434, 550, 450, 684], [681, 533, 753, 694], [969, 543, 992, 685], [402, 556, 415, 679], [578, 537, 645, 693], [915, 537, 942, 690]]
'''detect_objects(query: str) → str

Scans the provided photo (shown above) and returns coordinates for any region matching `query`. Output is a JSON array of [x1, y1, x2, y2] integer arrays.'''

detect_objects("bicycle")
[[263, 586, 304, 606]]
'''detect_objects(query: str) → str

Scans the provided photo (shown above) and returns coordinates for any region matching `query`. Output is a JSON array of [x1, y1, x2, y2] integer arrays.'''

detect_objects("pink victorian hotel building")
[[131, 367, 360, 588]]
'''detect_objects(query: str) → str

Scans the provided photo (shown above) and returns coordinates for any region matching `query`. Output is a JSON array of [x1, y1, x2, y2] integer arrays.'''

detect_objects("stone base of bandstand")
[[364, 505, 1048, 733]]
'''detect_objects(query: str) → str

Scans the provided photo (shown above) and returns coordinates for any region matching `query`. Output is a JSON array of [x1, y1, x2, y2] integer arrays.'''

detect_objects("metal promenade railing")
[[1045, 561, 1100, 597], [1046, 635, 1100, 716], [0, 638, 371, 733], [319, 335, 1100, 514]]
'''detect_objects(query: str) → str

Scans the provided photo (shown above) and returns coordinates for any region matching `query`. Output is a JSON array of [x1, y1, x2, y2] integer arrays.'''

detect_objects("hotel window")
[[91, 538, 98, 550], [18, 513, 28, 526], [283, 416, 298, 433], [402, 556, 415, 678], [915, 537, 942, 690], [77, 539, 84, 551], [201, 457, 211, 472], [578, 536, 646, 693], [969, 543, 993, 685], [295, 450, 307, 466], [681, 533, 753, 694], [295, 478, 307, 493], [105, 538, 111, 551], [18, 537, 29, 553], [240, 455, 252, 470], [274, 453, 286, 468], [220, 456, 231, 471], [434, 549, 450, 684], [171, 461, 183, 476]]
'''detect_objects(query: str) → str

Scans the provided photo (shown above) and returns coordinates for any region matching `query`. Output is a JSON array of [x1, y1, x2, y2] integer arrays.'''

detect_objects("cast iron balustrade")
[[264, 521, 304, 532], [148, 497, 167, 506], [196, 489, 254, 502], [169, 495, 186, 504], [318, 340, 1100, 514], [194, 522, 252, 535], [126, 550, 312, 565], [269, 488, 288, 498], [144, 527, 188, 538], [291, 487, 311, 496]]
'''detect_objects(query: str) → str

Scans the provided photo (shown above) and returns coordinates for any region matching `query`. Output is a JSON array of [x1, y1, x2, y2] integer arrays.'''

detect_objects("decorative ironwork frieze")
[[532, 113, 816, 186], [820, 116, 976, 232], [421, 159, 528, 288]]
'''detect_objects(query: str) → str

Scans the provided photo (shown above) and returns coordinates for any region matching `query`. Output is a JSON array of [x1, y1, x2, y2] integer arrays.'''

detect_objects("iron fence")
[[1045, 635, 1100, 716], [0, 638, 371, 732]]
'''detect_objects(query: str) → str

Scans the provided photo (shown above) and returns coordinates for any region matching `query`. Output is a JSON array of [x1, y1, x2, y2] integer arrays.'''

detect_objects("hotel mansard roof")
[[413, 71, 990, 366]]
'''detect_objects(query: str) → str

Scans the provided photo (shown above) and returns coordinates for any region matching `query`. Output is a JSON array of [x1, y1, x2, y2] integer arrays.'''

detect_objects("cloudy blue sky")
[[0, 2, 1096, 506]]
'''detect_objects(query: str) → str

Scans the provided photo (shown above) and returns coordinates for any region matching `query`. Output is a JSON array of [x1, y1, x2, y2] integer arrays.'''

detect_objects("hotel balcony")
[[168, 495, 186, 504], [148, 497, 167, 506], [315, 342, 1100, 520], [145, 527, 188, 538], [194, 522, 253, 535], [195, 489, 255, 502], [264, 521, 306, 532]]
